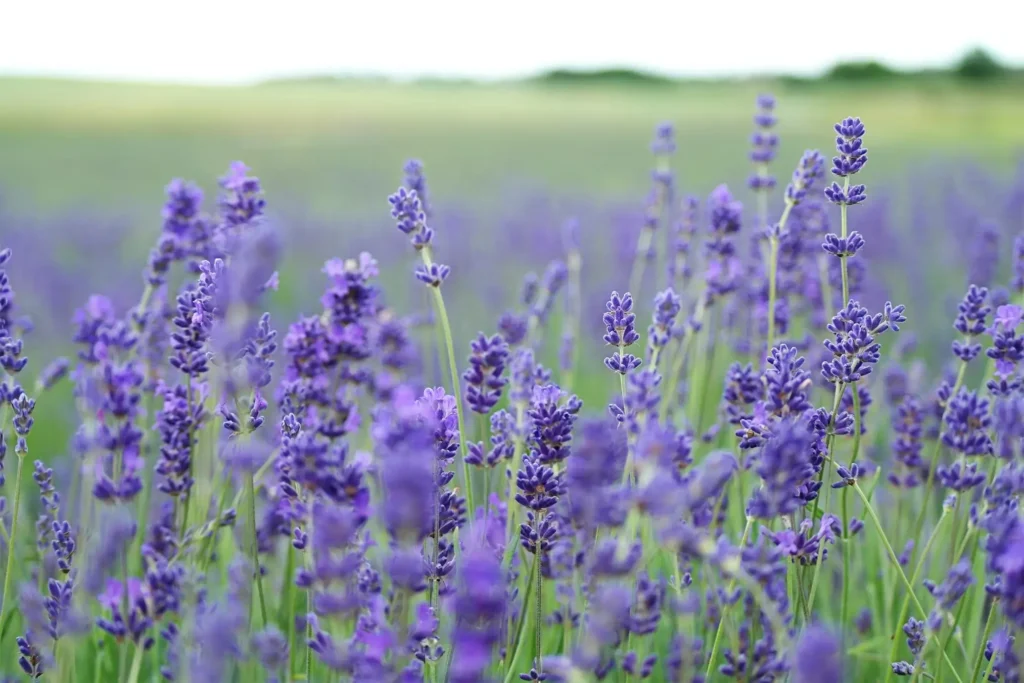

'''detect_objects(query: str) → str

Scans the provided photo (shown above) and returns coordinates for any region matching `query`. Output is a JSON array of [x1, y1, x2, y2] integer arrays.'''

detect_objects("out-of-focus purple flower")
[[218, 161, 265, 230], [403, 159, 432, 218], [1012, 233, 1024, 294], [647, 288, 681, 362], [0, 247, 28, 376], [748, 418, 817, 519], [449, 537, 506, 683], [792, 625, 843, 683], [785, 150, 825, 206], [968, 221, 1000, 290], [748, 94, 778, 191]]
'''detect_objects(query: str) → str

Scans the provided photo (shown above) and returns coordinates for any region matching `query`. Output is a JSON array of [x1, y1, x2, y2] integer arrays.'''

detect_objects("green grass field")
[[1, 77, 1023, 216]]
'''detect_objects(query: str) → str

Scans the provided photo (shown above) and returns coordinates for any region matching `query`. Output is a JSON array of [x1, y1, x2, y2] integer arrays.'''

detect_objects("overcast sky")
[[3, 0, 1020, 84]]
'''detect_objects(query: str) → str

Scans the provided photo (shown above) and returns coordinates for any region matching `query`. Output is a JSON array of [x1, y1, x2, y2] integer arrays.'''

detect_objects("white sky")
[[2, 0, 1021, 84]]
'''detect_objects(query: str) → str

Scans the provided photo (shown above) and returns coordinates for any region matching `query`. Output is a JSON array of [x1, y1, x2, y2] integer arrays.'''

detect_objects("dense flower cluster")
[[3, 101, 1024, 683]]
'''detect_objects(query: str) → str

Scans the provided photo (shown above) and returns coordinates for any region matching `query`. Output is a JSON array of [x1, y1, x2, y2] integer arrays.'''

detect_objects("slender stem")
[[245, 473, 268, 629], [533, 515, 544, 673], [818, 255, 835, 324], [840, 385, 864, 642], [886, 509, 951, 683], [0, 453, 26, 639], [426, 285, 474, 518], [281, 539, 298, 682], [704, 517, 754, 679], [179, 379, 196, 540], [660, 297, 706, 424], [971, 599, 998, 683], [909, 362, 967, 554], [503, 553, 538, 682], [562, 247, 582, 394], [839, 177, 850, 305], [851, 481, 964, 683], [501, 403, 527, 572], [765, 203, 793, 356], [125, 645, 145, 683]]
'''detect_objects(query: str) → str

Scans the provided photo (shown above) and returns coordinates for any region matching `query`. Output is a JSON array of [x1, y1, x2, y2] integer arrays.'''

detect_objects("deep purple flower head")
[[821, 300, 905, 385], [830, 117, 868, 177], [722, 362, 761, 425], [603, 291, 642, 374], [526, 383, 581, 465], [463, 332, 509, 414], [952, 285, 990, 362], [940, 387, 993, 457], [388, 186, 433, 250], [764, 344, 813, 419]]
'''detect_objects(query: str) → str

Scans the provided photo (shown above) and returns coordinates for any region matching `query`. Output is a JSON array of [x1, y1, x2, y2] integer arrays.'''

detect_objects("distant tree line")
[[529, 48, 1015, 87]]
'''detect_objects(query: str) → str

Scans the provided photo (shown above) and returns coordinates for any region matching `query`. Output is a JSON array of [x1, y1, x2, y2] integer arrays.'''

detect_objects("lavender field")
[[2, 78, 1024, 682]]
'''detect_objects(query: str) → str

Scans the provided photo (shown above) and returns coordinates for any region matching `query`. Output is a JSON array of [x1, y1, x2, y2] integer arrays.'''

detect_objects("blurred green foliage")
[[0, 76, 1022, 218]]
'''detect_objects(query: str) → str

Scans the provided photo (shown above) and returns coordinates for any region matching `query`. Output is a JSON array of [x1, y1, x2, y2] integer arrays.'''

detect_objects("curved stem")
[[971, 599, 998, 683], [839, 177, 850, 305], [885, 509, 951, 683], [125, 644, 145, 683], [764, 202, 793, 356], [840, 385, 864, 641], [703, 517, 754, 679], [245, 473, 268, 629], [909, 362, 967, 555], [0, 453, 26, 640], [851, 481, 964, 683], [427, 285, 474, 518]]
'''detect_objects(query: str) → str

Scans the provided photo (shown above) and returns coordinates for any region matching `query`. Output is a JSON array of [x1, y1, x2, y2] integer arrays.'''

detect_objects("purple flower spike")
[[463, 332, 509, 414], [831, 117, 868, 177], [785, 150, 825, 205]]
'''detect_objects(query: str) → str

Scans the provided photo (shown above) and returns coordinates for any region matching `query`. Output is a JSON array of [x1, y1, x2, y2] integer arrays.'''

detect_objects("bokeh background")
[[3, 1, 1024, 454]]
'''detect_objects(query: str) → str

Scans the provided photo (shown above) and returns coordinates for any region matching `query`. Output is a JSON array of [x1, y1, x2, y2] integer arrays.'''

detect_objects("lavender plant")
[[0, 103, 1022, 683]]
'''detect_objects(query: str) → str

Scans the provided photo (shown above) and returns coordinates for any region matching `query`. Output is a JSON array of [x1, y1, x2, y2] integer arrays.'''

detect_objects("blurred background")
[[2, 0, 1024, 405]]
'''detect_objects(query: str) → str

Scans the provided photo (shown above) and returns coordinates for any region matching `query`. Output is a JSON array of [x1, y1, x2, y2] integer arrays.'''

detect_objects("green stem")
[[704, 517, 754, 679], [0, 453, 25, 639], [839, 177, 850, 305], [885, 508, 951, 683], [282, 539, 298, 681], [562, 247, 582, 394], [851, 481, 964, 683], [426, 283, 474, 518], [503, 554, 539, 682], [533, 517, 544, 673], [840, 385, 864, 641], [245, 473, 268, 629], [970, 599, 998, 683], [125, 645, 144, 683], [179, 380, 196, 540], [765, 203, 793, 356], [909, 362, 967, 556], [660, 297, 706, 424]]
